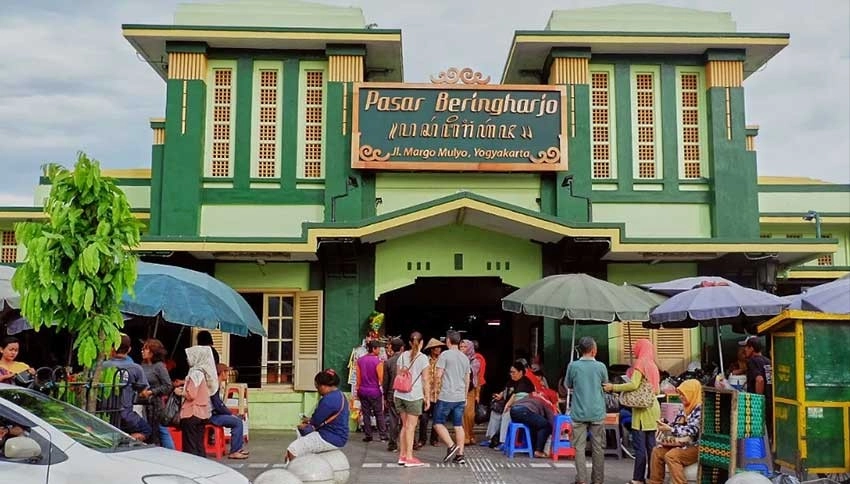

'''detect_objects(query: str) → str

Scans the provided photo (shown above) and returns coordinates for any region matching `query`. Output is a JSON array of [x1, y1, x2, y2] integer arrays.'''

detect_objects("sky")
[[0, 0, 848, 206]]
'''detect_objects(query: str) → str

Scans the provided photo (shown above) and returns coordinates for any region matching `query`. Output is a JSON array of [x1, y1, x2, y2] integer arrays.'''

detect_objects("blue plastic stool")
[[551, 414, 575, 461], [738, 435, 772, 476], [503, 422, 534, 458]]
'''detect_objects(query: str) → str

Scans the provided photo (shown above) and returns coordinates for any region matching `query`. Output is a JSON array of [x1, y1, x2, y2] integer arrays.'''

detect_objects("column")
[[325, 45, 373, 222], [548, 49, 591, 223], [149, 118, 166, 235], [704, 49, 759, 238], [160, 42, 207, 236]]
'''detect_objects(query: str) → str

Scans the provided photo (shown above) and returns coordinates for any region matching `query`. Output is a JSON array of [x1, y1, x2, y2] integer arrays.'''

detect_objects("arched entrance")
[[376, 276, 538, 398]]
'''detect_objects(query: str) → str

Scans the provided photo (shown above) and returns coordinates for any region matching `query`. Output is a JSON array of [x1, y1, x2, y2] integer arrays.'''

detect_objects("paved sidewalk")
[[226, 429, 637, 483]]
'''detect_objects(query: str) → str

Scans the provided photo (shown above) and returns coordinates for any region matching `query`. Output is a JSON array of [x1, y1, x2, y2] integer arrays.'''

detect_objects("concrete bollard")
[[287, 453, 335, 484], [254, 468, 303, 484], [317, 449, 350, 484], [725, 472, 773, 484]]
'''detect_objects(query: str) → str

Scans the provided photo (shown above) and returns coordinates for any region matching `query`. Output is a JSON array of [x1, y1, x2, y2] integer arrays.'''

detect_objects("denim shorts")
[[433, 400, 465, 426]]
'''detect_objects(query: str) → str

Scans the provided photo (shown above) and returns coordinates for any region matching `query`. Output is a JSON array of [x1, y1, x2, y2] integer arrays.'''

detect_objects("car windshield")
[[0, 388, 136, 451]]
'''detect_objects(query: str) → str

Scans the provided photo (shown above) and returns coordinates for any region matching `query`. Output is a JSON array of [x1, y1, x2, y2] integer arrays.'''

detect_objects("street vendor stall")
[[756, 309, 850, 481]]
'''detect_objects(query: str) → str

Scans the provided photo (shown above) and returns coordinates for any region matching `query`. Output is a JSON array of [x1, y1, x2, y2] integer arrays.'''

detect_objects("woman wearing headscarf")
[[647, 379, 702, 484], [177, 345, 218, 457], [604, 339, 661, 484], [459, 339, 480, 445]]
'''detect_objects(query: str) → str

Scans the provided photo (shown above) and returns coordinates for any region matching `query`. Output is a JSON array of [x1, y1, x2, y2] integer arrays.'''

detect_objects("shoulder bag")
[[300, 394, 347, 436], [655, 429, 694, 447], [619, 377, 655, 408], [392, 353, 423, 393]]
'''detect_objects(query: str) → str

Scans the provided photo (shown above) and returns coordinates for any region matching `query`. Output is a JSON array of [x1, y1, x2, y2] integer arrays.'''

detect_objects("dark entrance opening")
[[377, 277, 533, 400]]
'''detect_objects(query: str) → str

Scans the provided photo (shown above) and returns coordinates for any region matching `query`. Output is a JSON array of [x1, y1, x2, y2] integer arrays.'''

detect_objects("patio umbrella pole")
[[627, 322, 633, 364], [153, 314, 160, 339], [566, 320, 578, 411], [170, 325, 187, 360], [715, 319, 725, 376]]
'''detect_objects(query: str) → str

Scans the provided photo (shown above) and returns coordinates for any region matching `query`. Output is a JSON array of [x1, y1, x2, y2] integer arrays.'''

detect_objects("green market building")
[[1, 3, 848, 429]]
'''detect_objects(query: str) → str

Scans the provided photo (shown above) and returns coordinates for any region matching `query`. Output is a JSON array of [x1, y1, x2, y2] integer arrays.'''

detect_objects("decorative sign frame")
[[351, 70, 567, 172]]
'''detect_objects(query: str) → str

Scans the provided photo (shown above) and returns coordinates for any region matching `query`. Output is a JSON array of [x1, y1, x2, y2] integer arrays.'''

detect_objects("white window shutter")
[[655, 328, 690, 375], [620, 322, 653, 363], [294, 290, 323, 391]]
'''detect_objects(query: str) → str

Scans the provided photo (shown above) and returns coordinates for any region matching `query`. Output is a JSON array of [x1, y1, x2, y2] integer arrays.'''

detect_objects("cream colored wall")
[[592, 203, 711, 238], [34, 185, 151, 209], [759, 192, 850, 214], [200, 205, 324, 237], [375, 173, 540, 215]]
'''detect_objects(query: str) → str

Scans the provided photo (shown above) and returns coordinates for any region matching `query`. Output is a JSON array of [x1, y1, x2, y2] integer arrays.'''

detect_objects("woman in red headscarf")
[[604, 339, 661, 484]]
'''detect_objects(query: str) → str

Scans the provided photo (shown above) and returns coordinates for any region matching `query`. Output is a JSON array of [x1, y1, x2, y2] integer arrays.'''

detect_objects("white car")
[[0, 383, 251, 483]]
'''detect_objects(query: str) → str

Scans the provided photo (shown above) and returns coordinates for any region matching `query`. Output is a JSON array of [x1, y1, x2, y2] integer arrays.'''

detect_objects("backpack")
[[392, 353, 423, 393]]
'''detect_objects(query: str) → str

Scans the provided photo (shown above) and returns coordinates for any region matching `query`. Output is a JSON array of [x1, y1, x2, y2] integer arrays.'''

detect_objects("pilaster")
[[546, 49, 591, 223], [161, 42, 208, 236]]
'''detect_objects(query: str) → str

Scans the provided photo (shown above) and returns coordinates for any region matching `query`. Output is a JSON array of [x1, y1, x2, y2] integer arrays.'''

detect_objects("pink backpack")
[[393, 353, 422, 393]]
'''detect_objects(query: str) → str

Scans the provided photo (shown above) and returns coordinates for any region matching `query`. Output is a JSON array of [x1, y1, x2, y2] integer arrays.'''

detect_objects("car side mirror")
[[4, 436, 42, 460]]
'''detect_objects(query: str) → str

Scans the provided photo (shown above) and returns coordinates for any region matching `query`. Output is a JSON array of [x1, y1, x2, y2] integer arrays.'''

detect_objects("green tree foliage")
[[12, 152, 141, 368]]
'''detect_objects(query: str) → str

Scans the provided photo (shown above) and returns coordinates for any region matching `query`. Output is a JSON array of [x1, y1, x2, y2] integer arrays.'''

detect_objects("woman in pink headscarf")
[[603, 339, 661, 484]]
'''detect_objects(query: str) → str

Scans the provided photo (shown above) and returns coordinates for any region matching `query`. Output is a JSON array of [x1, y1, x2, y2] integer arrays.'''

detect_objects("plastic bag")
[[161, 393, 182, 426]]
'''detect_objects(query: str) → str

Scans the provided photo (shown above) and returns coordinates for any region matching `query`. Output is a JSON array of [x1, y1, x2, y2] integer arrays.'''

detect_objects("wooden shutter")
[[294, 290, 323, 391], [620, 322, 653, 363], [655, 328, 690, 374], [191, 328, 229, 365]]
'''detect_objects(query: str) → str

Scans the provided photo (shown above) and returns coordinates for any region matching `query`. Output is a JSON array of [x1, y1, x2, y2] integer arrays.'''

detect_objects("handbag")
[[392, 353, 422, 393], [474, 403, 489, 424], [619, 378, 655, 408], [655, 429, 694, 447], [161, 392, 183, 426]]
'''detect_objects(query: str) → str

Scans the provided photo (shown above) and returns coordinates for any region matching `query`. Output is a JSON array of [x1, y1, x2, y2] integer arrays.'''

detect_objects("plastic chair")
[[167, 426, 183, 452], [551, 414, 576, 461], [603, 412, 623, 459], [503, 422, 534, 458], [204, 424, 228, 459], [224, 383, 249, 442], [738, 434, 772, 476]]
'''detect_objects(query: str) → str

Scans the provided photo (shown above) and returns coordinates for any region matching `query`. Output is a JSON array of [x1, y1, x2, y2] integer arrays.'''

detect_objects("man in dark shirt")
[[740, 336, 773, 442], [382, 337, 404, 452], [102, 334, 152, 441]]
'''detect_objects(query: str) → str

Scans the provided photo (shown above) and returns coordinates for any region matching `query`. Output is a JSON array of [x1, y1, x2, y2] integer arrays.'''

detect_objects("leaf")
[[83, 287, 94, 312]]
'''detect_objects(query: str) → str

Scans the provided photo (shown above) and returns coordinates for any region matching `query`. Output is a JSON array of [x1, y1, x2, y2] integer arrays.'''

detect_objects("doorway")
[[376, 276, 530, 398]]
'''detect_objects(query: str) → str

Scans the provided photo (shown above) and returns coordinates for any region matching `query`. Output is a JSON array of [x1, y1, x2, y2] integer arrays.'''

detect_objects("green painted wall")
[[593, 203, 712, 237], [214, 262, 311, 290], [759, 192, 850, 214], [199, 204, 323, 237], [375, 173, 541, 214], [150, 144, 164, 235], [606, 262, 698, 285], [759, 226, 850, 266], [374, 224, 542, 297], [706, 85, 758, 238], [323, 245, 376, 391], [248, 390, 319, 430], [161, 78, 206, 236]]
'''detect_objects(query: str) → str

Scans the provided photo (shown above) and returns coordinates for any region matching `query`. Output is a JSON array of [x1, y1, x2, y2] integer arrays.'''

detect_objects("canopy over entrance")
[[136, 192, 836, 266]]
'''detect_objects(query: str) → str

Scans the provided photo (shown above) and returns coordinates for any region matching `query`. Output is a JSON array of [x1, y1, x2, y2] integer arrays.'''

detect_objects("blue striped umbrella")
[[121, 262, 265, 337]]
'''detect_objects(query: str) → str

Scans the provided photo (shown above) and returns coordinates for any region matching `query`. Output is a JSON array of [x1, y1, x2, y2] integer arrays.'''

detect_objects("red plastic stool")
[[204, 424, 227, 459], [551, 414, 576, 461], [167, 426, 183, 452]]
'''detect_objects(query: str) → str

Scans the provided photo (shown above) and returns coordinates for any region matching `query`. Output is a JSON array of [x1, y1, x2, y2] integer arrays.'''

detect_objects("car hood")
[[108, 446, 236, 478]]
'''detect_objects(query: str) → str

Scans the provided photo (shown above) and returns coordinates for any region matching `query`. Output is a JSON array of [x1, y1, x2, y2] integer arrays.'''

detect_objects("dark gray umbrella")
[[783, 275, 850, 314], [647, 283, 788, 374]]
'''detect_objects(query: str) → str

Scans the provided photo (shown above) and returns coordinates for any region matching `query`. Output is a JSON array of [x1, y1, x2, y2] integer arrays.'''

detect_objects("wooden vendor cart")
[[757, 309, 850, 482]]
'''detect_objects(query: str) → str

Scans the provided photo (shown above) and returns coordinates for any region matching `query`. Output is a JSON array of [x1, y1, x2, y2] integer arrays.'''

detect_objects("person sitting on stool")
[[210, 364, 249, 459]]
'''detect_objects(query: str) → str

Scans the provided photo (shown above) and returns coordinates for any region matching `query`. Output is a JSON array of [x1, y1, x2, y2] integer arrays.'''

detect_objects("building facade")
[[1, 2, 848, 428]]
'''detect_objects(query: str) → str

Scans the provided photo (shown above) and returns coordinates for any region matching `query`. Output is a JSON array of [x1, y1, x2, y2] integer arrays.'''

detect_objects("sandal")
[[228, 451, 249, 460]]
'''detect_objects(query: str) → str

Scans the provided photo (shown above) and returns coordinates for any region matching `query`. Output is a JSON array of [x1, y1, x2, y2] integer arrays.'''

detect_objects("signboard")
[[351, 83, 567, 172]]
